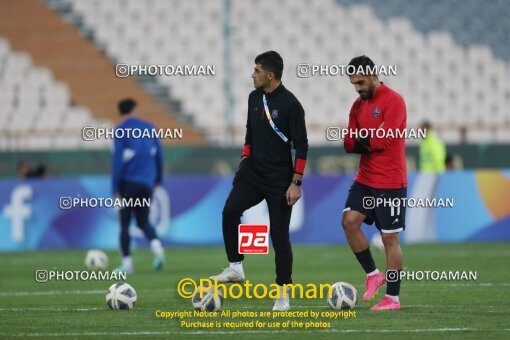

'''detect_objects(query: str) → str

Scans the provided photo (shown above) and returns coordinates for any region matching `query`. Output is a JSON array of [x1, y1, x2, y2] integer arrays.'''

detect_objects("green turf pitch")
[[0, 243, 509, 339]]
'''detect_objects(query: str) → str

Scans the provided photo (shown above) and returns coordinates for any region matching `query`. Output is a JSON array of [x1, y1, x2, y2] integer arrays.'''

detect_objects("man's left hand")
[[285, 184, 301, 206]]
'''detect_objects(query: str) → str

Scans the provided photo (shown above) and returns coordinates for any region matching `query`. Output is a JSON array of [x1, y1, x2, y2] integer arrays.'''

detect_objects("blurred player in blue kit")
[[112, 98, 165, 274]]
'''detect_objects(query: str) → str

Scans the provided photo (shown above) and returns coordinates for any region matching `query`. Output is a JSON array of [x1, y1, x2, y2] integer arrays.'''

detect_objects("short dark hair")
[[118, 98, 137, 115], [348, 55, 376, 75], [255, 51, 284, 80]]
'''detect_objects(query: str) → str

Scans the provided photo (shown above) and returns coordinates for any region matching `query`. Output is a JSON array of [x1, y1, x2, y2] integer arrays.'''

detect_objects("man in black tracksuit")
[[210, 51, 308, 311]]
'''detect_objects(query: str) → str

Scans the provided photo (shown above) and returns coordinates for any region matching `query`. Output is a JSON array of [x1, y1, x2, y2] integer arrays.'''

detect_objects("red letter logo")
[[238, 224, 269, 254]]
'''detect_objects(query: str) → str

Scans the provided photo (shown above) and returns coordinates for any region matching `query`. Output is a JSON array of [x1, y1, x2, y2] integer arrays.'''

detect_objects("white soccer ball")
[[191, 286, 224, 312], [370, 233, 385, 252], [106, 282, 137, 310], [85, 249, 108, 270], [327, 282, 358, 310]]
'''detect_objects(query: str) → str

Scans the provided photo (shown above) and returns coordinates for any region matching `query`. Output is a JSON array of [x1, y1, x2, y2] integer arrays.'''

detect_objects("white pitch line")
[[1, 282, 508, 298], [0, 288, 175, 297], [0, 307, 159, 311], [0, 305, 507, 312], [1, 328, 510, 337], [0, 307, 105, 311], [234, 305, 508, 309], [0, 290, 105, 297], [402, 305, 508, 308], [396, 283, 510, 288]]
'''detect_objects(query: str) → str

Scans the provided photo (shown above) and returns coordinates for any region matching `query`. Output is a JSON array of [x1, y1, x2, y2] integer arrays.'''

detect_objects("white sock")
[[150, 239, 164, 257], [122, 256, 133, 269], [367, 269, 380, 277], [279, 285, 290, 300], [385, 294, 399, 302], [229, 261, 243, 274]]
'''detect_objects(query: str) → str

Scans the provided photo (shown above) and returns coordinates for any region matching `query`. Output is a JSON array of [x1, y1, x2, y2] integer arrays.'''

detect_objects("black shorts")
[[344, 181, 407, 233]]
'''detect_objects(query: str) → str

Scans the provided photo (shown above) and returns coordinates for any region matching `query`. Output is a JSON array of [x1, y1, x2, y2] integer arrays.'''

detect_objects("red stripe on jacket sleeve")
[[295, 157, 306, 175], [241, 144, 252, 157]]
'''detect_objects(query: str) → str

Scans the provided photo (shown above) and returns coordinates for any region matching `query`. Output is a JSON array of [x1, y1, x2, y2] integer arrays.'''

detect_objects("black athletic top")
[[241, 83, 308, 185]]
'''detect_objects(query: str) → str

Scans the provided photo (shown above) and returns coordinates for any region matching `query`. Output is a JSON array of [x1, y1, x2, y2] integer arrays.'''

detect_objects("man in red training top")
[[342, 55, 407, 310]]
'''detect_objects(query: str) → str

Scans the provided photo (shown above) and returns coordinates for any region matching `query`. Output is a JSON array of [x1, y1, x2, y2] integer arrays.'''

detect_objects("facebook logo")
[[3, 185, 33, 243]]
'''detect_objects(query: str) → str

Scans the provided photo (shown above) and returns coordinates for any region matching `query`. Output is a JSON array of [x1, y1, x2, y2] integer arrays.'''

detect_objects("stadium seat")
[[4, 0, 508, 147], [0, 43, 109, 150]]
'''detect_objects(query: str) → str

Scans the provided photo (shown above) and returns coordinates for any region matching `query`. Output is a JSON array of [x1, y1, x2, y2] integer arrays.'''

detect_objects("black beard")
[[359, 88, 374, 100]]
